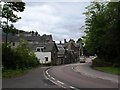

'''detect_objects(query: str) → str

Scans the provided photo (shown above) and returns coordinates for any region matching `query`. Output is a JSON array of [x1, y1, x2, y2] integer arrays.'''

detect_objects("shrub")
[[2, 39, 39, 70], [2, 44, 17, 69], [92, 58, 112, 67]]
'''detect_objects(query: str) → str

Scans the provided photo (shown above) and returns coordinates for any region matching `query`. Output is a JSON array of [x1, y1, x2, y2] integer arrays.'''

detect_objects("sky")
[[14, 0, 92, 43]]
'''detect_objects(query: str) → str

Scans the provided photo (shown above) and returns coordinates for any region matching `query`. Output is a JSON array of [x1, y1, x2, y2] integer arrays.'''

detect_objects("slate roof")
[[27, 42, 57, 52], [2, 35, 20, 42], [57, 44, 65, 57], [2, 31, 58, 53], [2, 34, 52, 43], [24, 36, 42, 42]]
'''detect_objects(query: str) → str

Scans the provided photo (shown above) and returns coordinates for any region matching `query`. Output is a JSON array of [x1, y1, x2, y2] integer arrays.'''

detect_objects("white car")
[[80, 56, 85, 63]]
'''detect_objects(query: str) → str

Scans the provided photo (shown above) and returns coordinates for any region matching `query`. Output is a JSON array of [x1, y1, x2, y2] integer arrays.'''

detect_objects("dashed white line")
[[57, 80, 64, 85], [69, 86, 80, 90], [51, 76, 55, 80], [45, 68, 80, 90], [44, 71, 63, 87], [69, 86, 75, 88], [46, 70, 51, 77], [44, 70, 67, 88], [46, 70, 49, 75]]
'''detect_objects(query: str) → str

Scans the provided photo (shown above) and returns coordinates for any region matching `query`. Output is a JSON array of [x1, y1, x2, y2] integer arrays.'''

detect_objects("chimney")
[[64, 39, 67, 43], [60, 41, 62, 44]]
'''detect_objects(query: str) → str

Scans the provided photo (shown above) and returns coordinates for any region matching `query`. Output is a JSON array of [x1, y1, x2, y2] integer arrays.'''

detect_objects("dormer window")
[[36, 47, 44, 52], [41, 48, 44, 52], [36, 48, 40, 52]]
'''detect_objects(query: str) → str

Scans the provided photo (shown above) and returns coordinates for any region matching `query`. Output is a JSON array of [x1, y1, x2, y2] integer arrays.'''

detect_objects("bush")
[[92, 58, 112, 67], [2, 39, 39, 70], [2, 44, 17, 69]]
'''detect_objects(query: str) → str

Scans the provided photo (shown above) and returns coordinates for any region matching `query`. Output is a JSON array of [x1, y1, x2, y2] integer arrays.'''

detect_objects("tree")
[[35, 31, 38, 36], [31, 31, 34, 36], [2, 1, 25, 46], [83, 2, 120, 66], [76, 38, 82, 43], [2, 39, 39, 70]]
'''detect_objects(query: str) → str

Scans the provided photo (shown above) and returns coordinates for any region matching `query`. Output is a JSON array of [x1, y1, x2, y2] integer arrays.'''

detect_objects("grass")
[[94, 67, 120, 75], [2, 67, 36, 78]]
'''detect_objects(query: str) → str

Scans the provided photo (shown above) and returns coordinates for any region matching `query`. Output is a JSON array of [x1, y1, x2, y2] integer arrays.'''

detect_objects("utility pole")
[[6, 12, 8, 47]]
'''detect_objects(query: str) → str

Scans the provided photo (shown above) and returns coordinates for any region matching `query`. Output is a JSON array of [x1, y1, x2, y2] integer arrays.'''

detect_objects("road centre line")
[[51, 76, 55, 80], [45, 69, 67, 88], [45, 68, 80, 90], [44, 71, 67, 88], [57, 80, 65, 85], [69, 86, 80, 90]]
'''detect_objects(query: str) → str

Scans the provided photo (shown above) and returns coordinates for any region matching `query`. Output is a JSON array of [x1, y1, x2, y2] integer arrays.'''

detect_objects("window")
[[45, 57, 48, 61], [36, 47, 44, 52], [41, 48, 44, 52], [37, 48, 40, 52], [12, 42, 15, 46]]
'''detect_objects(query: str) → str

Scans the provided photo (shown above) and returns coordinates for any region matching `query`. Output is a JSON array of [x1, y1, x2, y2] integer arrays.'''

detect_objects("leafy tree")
[[1, 1, 25, 46], [35, 31, 38, 36], [2, 39, 39, 70], [76, 38, 82, 43], [15, 39, 39, 69], [83, 2, 120, 66], [31, 31, 34, 36]]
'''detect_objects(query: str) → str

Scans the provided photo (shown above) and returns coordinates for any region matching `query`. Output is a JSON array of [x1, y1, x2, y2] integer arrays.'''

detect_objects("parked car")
[[80, 56, 85, 63]]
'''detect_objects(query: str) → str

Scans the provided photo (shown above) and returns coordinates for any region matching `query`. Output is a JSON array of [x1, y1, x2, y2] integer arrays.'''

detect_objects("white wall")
[[35, 52, 51, 64], [10, 42, 19, 48]]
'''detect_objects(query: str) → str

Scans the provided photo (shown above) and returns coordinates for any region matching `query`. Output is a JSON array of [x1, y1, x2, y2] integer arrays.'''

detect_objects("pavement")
[[74, 58, 119, 83]]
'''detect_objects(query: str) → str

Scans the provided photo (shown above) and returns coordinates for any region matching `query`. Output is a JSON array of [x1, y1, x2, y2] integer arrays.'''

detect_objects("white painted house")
[[35, 47, 51, 64], [35, 52, 51, 64], [28, 42, 58, 65], [2, 31, 58, 65]]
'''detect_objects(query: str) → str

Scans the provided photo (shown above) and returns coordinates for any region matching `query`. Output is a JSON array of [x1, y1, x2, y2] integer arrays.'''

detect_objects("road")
[[2, 59, 119, 90], [2, 67, 60, 89], [46, 60, 119, 89]]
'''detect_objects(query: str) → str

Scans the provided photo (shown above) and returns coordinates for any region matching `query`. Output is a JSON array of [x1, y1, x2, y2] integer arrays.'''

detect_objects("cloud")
[[14, 2, 90, 42], [23, 0, 91, 2]]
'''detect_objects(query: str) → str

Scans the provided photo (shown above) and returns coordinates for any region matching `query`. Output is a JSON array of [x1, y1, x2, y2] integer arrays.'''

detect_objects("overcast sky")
[[14, 0, 91, 43]]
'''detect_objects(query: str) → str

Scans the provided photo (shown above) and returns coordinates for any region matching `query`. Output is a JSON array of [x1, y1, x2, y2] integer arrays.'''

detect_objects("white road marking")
[[51, 76, 55, 80], [69, 86, 80, 90], [44, 69, 67, 88], [46, 70, 51, 77], [46, 70, 49, 75], [57, 80, 64, 85], [44, 68, 79, 90], [70, 86, 75, 88]]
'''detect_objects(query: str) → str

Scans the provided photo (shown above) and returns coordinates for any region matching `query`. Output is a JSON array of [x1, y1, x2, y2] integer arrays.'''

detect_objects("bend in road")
[[46, 63, 119, 89]]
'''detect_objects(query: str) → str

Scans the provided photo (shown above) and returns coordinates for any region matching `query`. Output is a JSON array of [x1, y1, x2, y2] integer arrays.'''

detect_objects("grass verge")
[[2, 68, 31, 78], [2, 65, 42, 78], [94, 67, 120, 75]]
